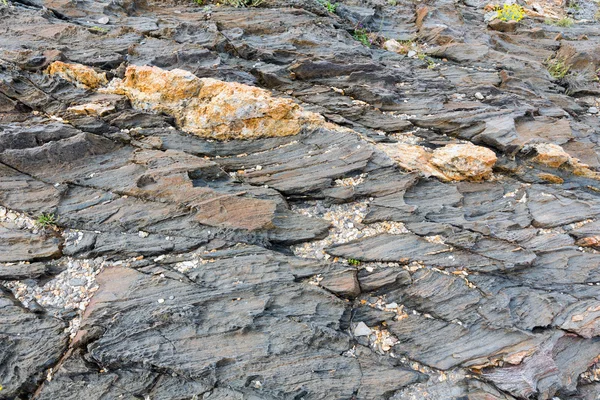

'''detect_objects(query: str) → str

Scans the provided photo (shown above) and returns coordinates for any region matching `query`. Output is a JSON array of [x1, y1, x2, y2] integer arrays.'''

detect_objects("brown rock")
[[381, 142, 497, 181], [531, 143, 571, 168], [575, 236, 600, 248], [105, 65, 323, 140], [320, 269, 361, 298], [380, 143, 447, 180], [67, 102, 115, 116], [488, 19, 518, 33], [46, 61, 108, 90]]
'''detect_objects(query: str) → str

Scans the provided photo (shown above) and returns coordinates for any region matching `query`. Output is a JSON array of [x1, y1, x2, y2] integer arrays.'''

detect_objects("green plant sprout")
[[36, 213, 57, 228]]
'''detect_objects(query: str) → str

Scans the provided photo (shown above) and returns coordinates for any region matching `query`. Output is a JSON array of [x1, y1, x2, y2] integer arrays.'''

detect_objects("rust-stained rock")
[[430, 143, 497, 181], [379, 143, 448, 181], [528, 143, 600, 179], [575, 236, 600, 249], [531, 143, 571, 168], [105, 65, 323, 140], [381, 142, 496, 181], [46, 61, 108, 90], [538, 172, 564, 184]]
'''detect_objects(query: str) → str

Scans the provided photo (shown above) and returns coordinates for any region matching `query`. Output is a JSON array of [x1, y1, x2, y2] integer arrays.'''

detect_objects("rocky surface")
[[1, 0, 600, 398]]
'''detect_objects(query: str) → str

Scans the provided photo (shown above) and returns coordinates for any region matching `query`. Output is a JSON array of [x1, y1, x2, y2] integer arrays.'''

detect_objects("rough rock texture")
[[103, 65, 323, 139], [2, 0, 600, 399], [0, 288, 68, 399], [0, 222, 61, 262], [46, 61, 108, 90], [381, 142, 497, 181]]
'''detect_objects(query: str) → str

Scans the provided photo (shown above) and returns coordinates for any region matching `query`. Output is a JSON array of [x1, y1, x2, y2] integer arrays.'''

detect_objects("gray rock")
[[0, 288, 68, 399], [0, 222, 61, 263]]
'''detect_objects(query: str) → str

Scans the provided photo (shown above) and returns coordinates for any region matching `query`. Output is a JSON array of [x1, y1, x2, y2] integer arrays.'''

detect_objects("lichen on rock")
[[104, 65, 323, 140], [46, 61, 109, 90]]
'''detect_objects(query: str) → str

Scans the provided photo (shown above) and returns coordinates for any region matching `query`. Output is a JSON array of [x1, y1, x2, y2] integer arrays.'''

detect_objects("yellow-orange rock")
[[381, 142, 497, 181], [105, 65, 323, 140], [430, 143, 497, 181], [46, 61, 108, 90], [529, 142, 600, 179], [531, 143, 571, 168]]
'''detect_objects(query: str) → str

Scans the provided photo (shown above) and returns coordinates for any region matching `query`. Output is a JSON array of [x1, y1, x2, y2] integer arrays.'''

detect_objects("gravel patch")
[[291, 200, 408, 261], [1, 257, 104, 337]]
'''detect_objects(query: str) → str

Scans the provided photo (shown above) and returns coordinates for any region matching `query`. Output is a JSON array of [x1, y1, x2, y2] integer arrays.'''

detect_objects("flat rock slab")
[[0, 222, 61, 263]]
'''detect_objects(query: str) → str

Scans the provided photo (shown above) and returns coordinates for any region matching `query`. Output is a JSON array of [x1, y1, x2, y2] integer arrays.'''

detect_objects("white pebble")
[[354, 321, 372, 336]]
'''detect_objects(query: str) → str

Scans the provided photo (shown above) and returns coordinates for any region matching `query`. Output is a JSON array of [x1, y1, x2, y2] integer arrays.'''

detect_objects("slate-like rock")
[[0, 222, 61, 263], [0, 288, 69, 399]]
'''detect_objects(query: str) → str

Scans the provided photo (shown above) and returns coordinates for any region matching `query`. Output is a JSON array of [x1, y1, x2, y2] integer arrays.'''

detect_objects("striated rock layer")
[[3, 0, 600, 399]]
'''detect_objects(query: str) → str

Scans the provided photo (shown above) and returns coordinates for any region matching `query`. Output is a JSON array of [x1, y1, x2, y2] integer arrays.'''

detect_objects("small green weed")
[[545, 17, 574, 27], [36, 213, 57, 228], [318, 0, 337, 13], [348, 258, 361, 266], [387, 0, 397, 5], [416, 51, 437, 69], [194, 0, 203, 4], [496, 4, 525, 22], [353, 28, 371, 47], [547, 57, 570, 79], [0, 0, 8, 6]]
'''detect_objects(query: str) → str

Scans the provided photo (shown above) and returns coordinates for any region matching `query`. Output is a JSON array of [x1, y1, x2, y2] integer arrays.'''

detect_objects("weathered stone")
[[483, 332, 600, 399], [0, 288, 69, 399], [0, 222, 61, 262], [382, 39, 410, 54], [488, 19, 518, 33], [526, 142, 600, 179], [46, 61, 108, 89], [105, 65, 323, 140], [320, 269, 361, 298], [381, 142, 496, 181], [430, 143, 497, 181]]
